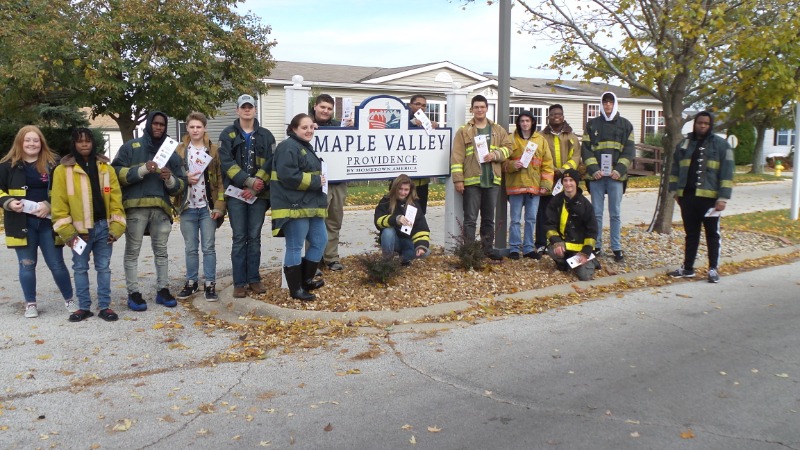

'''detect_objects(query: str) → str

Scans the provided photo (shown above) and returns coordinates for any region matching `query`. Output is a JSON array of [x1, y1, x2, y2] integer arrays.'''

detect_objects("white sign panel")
[[312, 95, 452, 182]]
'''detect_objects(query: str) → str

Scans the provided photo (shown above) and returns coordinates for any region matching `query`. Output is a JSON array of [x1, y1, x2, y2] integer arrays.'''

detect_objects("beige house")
[[224, 60, 665, 143]]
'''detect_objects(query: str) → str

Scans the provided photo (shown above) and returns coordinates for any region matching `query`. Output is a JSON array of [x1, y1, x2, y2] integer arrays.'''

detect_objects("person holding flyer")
[[374, 174, 430, 266], [271, 114, 328, 301], [503, 110, 554, 260], [218, 94, 276, 298], [112, 111, 186, 312], [667, 111, 734, 283], [52, 128, 126, 322], [450, 95, 512, 260], [581, 92, 635, 262], [544, 169, 600, 281], [0, 125, 74, 318], [174, 112, 226, 301]]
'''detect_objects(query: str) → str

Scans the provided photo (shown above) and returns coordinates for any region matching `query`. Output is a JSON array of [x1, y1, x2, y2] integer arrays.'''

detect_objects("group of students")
[[1, 91, 733, 320]]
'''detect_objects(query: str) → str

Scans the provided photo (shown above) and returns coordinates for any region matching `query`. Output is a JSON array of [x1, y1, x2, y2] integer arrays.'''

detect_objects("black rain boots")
[[284, 264, 315, 301], [301, 258, 324, 291]]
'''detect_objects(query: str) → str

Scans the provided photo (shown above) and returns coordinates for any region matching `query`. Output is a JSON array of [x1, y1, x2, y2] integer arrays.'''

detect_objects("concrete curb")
[[193, 244, 800, 326]]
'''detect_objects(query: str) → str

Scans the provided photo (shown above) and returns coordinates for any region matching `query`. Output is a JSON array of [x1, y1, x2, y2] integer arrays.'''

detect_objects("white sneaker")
[[25, 303, 39, 318], [64, 299, 79, 313]]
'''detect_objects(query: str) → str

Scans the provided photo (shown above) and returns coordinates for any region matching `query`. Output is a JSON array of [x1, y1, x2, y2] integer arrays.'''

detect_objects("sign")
[[312, 95, 452, 182]]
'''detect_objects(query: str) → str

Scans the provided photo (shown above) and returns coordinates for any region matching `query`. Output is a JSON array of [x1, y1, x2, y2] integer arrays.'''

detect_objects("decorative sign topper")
[[312, 95, 452, 182]]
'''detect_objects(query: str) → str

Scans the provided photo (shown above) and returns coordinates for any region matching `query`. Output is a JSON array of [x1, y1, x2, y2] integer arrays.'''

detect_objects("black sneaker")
[[484, 250, 503, 260], [177, 281, 199, 299], [155, 288, 177, 307], [127, 292, 147, 312], [508, 252, 520, 260], [204, 282, 218, 302], [613, 250, 624, 262], [523, 251, 542, 260]]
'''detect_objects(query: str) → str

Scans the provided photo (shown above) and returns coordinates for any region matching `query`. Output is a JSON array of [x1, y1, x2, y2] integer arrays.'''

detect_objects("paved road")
[[0, 179, 797, 449]]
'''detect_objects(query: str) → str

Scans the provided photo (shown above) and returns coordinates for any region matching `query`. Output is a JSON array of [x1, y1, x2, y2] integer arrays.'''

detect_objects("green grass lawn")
[[724, 209, 800, 243]]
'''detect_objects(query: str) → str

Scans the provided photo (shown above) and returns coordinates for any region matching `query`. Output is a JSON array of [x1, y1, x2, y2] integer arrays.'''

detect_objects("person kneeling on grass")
[[544, 169, 600, 281], [52, 128, 126, 322], [374, 174, 430, 266]]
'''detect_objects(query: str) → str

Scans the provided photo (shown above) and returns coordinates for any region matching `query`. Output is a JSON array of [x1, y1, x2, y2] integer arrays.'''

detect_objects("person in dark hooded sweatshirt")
[[581, 91, 635, 263], [112, 112, 186, 312], [52, 128, 127, 322], [668, 111, 733, 283]]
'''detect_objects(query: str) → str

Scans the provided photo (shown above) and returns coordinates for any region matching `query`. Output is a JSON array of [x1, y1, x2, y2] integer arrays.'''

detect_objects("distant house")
[[204, 60, 666, 145]]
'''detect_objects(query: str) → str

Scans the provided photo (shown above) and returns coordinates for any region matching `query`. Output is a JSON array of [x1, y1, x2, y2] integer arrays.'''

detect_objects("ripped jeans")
[[14, 215, 74, 304]]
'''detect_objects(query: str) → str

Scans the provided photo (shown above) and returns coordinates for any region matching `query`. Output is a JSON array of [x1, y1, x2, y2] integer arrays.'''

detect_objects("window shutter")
[[641, 110, 646, 143]]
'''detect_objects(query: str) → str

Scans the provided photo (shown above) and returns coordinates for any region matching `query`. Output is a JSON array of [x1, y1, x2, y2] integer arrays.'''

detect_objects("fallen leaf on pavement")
[[112, 419, 132, 432], [409, 435, 416, 445], [680, 429, 695, 439], [324, 423, 333, 432], [427, 426, 441, 432]]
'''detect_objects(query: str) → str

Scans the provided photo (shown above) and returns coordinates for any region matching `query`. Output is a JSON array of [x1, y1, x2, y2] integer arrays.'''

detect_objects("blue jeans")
[[179, 207, 217, 283], [589, 177, 623, 251], [380, 228, 429, 262], [283, 217, 327, 267], [227, 197, 269, 285], [14, 216, 73, 303], [71, 220, 113, 310], [124, 207, 172, 293], [508, 193, 540, 254]]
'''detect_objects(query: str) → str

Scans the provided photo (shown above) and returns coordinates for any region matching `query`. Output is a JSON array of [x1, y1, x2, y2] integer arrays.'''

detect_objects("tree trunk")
[[113, 114, 138, 143], [649, 113, 684, 234], [750, 121, 768, 174]]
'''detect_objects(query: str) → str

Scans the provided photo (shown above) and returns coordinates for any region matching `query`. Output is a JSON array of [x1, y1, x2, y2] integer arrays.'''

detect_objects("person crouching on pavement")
[[544, 169, 600, 281], [51, 128, 126, 322], [374, 174, 431, 266], [271, 114, 328, 302]]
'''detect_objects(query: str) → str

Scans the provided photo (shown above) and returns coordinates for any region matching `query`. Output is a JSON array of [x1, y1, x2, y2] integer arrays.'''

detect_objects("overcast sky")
[[241, 0, 560, 79]]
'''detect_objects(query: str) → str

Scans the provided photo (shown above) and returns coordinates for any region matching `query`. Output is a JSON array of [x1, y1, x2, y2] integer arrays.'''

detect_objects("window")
[[508, 106, 545, 131], [643, 109, 665, 139], [587, 104, 600, 119], [776, 129, 796, 146], [176, 121, 187, 141], [426, 101, 445, 127]]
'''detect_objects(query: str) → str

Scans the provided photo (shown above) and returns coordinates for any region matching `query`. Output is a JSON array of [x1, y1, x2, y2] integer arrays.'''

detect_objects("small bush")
[[357, 252, 402, 284], [451, 224, 484, 271]]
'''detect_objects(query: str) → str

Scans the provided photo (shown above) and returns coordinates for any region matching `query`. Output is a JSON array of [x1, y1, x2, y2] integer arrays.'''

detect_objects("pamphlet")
[[474, 135, 490, 163], [341, 98, 353, 126], [520, 141, 538, 168], [400, 204, 417, 235], [21, 199, 51, 219], [414, 109, 434, 135], [600, 153, 613, 176], [72, 236, 87, 255], [567, 252, 596, 269], [187, 150, 212, 174], [321, 160, 328, 195], [551, 179, 563, 196], [153, 137, 179, 169], [705, 208, 722, 218], [224, 185, 256, 204]]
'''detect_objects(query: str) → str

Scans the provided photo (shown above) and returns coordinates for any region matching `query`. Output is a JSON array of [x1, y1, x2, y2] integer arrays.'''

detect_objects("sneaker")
[[508, 252, 520, 260], [536, 245, 547, 255], [708, 268, 720, 283], [484, 250, 503, 260], [98, 308, 118, 322], [613, 250, 624, 262], [177, 281, 199, 299], [593, 248, 603, 257], [64, 299, 79, 313], [69, 309, 94, 322], [24, 303, 38, 318], [204, 282, 218, 302], [155, 288, 177, 308], [127, 292, 148, 312], [668, 267, 696, 278], [523, 251, 542, 260], [401, 259, 412, 267], [327, 261, 344, 271], [233, 286, 247, 298]]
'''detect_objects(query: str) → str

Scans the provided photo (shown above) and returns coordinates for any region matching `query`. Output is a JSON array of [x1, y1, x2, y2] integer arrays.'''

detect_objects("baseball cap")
[[237, 94, 256, 108]]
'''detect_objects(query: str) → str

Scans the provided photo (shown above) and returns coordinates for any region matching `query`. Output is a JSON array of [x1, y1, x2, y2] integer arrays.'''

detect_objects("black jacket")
[[544, 188, 597, 256]]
